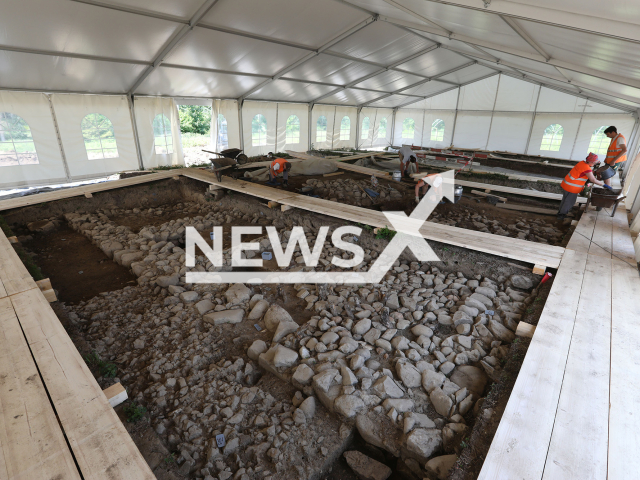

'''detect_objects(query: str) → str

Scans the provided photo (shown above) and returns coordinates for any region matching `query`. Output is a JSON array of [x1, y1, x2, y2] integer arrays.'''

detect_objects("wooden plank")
[[542, 254, 612, 480], [471, 190, 507, 202], [611, 204, 637, 266], [103, 383, 128, 408], [478, 249, 589, 480], [566, 209, 598, 254], [7, 236, 18, 244], [0, 232, 38, 297], [323, 172, 344, 177], [336, 162, 393, 179], [41, 288, 57, 303], [185, 172, 564, 268], [453, 179, 586, 203], [588, 210, 614, 259], [515, 322, 536, 338], [0, 169, 183, 212], [0, 280, 6, 300], [496, 203, 559, 216], [286, 150, 376, 163], [10, 289, 155, 480], [609, 257, 640, 480], [0, 297, 82, 480], [36, 278, 52, 291], [532, 264, 546, 275]]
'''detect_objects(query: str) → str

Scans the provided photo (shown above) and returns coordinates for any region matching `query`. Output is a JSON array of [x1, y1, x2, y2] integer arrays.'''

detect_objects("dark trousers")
[[558, 190, 578, 216]]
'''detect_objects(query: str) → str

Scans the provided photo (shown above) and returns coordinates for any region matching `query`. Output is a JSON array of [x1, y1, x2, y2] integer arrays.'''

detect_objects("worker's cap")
[[586, 152, 599, 163]]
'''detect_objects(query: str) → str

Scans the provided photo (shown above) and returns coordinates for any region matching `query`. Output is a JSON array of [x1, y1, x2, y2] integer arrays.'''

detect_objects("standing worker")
[[602, 126, 627, 186], [557, 152, 611, 220], [268, 155, 291, 186], [398, 146, 419, 178]]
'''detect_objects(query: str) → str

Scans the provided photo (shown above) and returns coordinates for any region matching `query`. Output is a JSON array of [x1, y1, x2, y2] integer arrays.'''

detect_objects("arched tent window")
[[252, 114, 267, 146], [0, 112, 39, 166], [588, 126, 610, 156], [81, 113, 119, 160], [540, 124, 563, 151], [402, 118, 415, 140], [153, 114, 174, 154], [431, 119, 445, 142], [340, 116, 350, 141], [361, 117, 370, 140], [217, 114, 228, 149], [285, 115, 300, 144], [378, 118, 387, 139], [316, 116, 327, 142]]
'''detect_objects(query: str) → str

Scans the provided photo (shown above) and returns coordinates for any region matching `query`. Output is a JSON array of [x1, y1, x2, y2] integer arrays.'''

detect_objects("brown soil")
[[20, 223, 137, 304]]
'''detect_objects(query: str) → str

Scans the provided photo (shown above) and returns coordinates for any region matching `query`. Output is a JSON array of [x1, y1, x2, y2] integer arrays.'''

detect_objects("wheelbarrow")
[[588, 187, 626, 217]]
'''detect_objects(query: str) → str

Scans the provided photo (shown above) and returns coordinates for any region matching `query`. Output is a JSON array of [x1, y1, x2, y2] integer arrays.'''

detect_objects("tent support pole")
[[128, 94, 144, 170], [238, 100, 244, 152], [569, 101, 588, 160], [524, 86, 542, 154], [485, 74, 501, 150], [450, 87, 461, 147], [308, 104, 313, 151], [390, 108, 397, 147], [46, 94, 72, 182], [355, 107, 362, 149], [623, 115, 640, 178]]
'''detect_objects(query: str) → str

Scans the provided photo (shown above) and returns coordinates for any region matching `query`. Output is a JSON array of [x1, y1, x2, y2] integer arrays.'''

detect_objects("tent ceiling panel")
[[0, 51, 145, 94], [369, 94, 422, 109], [407, 88, 459, 110], [282, 54, 382, 86], [518, 20, 640, 82], [536, 87, 585, 113], [247, 80, 337, 103], [478, 48, 563, 79], [317, 89, 384, 106], [200, 0, 369, 48], [395, 48, 471, 78], [352, 70, 424, 93], [436, 64, 495, 85], [136, 67, 265, 98], [91, 0, 206, 20], [164, 28, 308, 76], [0, 0, 178, 62], [494, 74, 540, 112], [327, 21, 434, 66], [393, 0, 540, 55], [561, 72, 640, 107], [345, 0, 428, 25], [401, 80, 454, 98], [584, 100, 626, 114]]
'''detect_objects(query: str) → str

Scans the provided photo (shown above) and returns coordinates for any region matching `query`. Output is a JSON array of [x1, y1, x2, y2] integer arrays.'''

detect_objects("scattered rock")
[[225, 283, 251, 304], [203, 309, 244, 325], [343, 451, 392, 480]]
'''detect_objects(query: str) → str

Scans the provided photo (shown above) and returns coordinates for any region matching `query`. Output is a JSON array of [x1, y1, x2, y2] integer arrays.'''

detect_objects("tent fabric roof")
[[1, 0, 640, 113]]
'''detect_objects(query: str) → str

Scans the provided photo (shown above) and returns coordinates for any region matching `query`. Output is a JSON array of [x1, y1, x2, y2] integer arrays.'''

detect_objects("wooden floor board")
[[10, 289, 155, 480], [478, 249, 589, 480], [566, 209, 597, 254], [611, 204, 637, 265], [588, 211, 614, 258], [542, 254, 611, 480], [0, 233, 38, 297], [0, 297, 81, 480]]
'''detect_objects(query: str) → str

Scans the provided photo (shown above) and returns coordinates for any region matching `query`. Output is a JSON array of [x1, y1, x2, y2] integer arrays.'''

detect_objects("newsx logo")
[[185, 170, 455, 285]]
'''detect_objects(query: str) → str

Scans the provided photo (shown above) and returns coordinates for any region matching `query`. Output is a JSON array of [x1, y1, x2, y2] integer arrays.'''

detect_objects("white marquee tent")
[[2, 0, 640, 215]]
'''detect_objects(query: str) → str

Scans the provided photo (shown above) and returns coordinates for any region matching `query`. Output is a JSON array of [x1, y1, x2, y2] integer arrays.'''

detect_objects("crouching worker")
[[415, 173, 443, 204], [557, 152, 610, 220], [268, 156, 292, 186], [398, 146, 419, 178]]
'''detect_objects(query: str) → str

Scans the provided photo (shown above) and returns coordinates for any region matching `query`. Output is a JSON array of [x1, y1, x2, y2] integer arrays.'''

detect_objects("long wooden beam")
[[182, 169, 564, 268]]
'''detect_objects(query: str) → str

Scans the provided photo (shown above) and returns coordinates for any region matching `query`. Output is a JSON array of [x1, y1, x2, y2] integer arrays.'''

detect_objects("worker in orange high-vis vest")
[[557, 152, 610, 220], [602, 125, 627, 186], [267, 156, 292, 186]]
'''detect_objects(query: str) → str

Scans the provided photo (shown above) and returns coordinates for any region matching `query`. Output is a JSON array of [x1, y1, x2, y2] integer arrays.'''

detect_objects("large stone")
[[510, 274, 533, 290], [343, 451, 392, 480], [411, 325, 433, 338], [225, 283, 251, 304], [382, 398, 414, 413], [356, 415, 385, 450], [292, 364, 314, 388], [396, 362, 422, 388], [247, 299, 269, 321], [247, 340, 267, 361], [474, 286, 496, 298], [120, 251, 144, 267], [425, 454, 457, 480], [101, 241, 123, 259], [272, 345, 299, 368], [465, 298, 486, 311], [422, 370, 446, 393], [353, 318, 372, 335], [203, 309, 244, 325], [263, 305, 293, 332], [429, 387, 453, 417], [453, 311, 473, 326], [386, 293, 400, 310], [450, 366, 488, 397], [405, 428, 443, 463], [195, 299, 214, 315], [272, 320, 299, 343], [299, 396, 316, 419], [156, 274, 180, 287], [470, 292, 493, 308], [179, 291, 199, 303], [488, 320, 516, 343], [334, 395, 365, 418], [372, 376, 404, 399], [313, 369, 339, 393]]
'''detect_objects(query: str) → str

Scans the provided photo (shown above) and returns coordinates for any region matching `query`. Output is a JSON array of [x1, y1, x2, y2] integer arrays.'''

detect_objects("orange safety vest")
[[561, 161, 592, 194], [270, 158, 287, 176], [605, 133, 627, 165]]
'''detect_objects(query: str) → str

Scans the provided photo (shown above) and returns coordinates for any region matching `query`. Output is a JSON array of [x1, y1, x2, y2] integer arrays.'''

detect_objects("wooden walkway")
[[182, 168, 565, 268], [0, 229, 155, 480], [479, 186, 640, 479]]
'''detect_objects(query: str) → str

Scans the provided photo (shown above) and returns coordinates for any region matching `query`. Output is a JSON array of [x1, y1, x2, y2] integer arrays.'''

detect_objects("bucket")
[[392, 170, 402, 182], [599, 167, 615, 180], [454, 185, 463, 203], [262, 252, 273, 261]]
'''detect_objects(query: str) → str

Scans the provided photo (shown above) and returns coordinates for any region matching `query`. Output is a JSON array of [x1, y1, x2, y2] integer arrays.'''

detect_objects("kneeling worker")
[[268, 156, 291, 186], [557, 152, 610, 220], [415, 173, 443, 203], [398, 146, 419, 178]]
